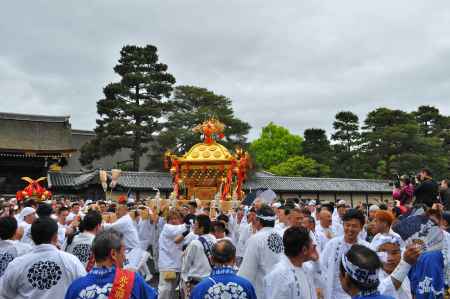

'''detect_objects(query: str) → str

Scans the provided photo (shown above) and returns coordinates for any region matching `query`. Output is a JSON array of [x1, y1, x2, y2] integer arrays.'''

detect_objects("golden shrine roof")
[[179, 142, 234, 163]]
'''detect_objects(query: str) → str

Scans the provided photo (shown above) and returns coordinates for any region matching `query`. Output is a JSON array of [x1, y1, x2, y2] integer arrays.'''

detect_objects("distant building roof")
[[0, 112, 75, 154], [48, 170, 391, 193]]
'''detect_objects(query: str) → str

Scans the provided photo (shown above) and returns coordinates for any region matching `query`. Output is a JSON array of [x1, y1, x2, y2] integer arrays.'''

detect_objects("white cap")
[[308, 200, 317, 206], [272, 202, 282, 208], [369, 205, 380, 212], [21, 207, 35, 218], [337, 199, 346, 206]]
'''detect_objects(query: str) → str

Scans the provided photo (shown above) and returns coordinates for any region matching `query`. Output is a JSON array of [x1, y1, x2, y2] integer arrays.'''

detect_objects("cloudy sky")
[[1, 1, 450, 139]]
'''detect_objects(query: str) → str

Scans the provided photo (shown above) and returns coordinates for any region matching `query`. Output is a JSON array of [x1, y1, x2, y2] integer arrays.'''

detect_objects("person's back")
[[0, 217, 86, 299], [0, 217, 31, 278], [190, 239, 257, 299], [65, 229, 157, 299], [238, 205, 283, 298], [414, 169, 439, 208]]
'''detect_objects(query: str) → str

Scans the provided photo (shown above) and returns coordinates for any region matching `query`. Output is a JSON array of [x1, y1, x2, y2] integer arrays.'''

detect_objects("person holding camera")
[[413, 168, 439, 208], [392, 175, 414, 214]]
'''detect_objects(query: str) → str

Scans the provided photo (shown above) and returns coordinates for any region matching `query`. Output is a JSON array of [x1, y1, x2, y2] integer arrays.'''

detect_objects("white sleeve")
[[378, 276, 398, 299], [64, 253, 87, 279], [264, 272, 291, 299], [237, 237, 258, 283], [181, 241, 197, 279]]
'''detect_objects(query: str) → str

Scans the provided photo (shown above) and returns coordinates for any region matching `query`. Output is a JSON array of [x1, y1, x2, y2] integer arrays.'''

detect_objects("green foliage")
[[331, 111, 362, 178], [269, 155, 331, 177], [250, 123, 303, 170], [147, 85, 251, 170], [361, 107, 449, 179], [80, 45, 175, 171], [303, 128, 332, 165]]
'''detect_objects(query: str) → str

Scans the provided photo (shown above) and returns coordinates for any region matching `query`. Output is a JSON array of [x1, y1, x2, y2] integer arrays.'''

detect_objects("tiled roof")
[[48, 170, 391, 193], [245, 175, 391, 193], [0, 112, 69, 123]]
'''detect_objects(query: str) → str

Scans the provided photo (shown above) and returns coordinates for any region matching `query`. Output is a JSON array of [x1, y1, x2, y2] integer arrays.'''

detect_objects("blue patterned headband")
[[341, 254, 379, 286], [370, 234, 402, 251]]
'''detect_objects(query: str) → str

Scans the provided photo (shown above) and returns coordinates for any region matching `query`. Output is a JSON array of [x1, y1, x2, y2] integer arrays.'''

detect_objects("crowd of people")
[[0, 168, 449, 299]]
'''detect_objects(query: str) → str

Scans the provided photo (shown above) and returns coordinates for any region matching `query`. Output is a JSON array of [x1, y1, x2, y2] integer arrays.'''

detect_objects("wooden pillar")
[[317, 192, 320, 201], [334, 193, 337, 203], [365, 193, 369, 214], [350, 192, 354, 208], [380, 193, 384, 202]]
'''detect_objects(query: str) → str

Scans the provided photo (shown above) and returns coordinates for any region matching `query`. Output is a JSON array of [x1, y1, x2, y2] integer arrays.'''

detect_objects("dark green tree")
[[303, 128, 332, 165], [362, 107, 448, 179], [331, 111, 361, 177], [80, 45, 176, 171], [147, 85, 251, 170]]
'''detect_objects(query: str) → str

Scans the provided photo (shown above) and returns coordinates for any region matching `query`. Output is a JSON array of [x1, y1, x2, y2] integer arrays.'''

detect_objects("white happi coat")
[[65, 231, 96, 268], [0, 240, 32, 277], [158, 223, 186, 272], [378, 269, 412, 299], [181, 234, 216, 282], [320, 236, 369, 299], [104, 214, 140, 250], [238, 227, 283, 299], [0, 244, 86, 299], [236, 222, 253, 258], [19, 222, 34, 246], [264, 255, 317, 299]]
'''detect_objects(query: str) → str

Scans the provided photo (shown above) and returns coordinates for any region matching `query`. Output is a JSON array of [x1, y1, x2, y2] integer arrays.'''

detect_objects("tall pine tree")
[[80, 45, 175, 171]]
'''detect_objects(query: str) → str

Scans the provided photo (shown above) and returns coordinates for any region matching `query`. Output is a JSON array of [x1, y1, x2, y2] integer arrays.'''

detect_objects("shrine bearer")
[[103, 199, 149, 273], [0, 217, 86, 299], [320, 208, 369, 299], [238, 204, 283, 299], [65, 228, 158, 299], [0, 216, 32, 278], [339, 244, 394, 299], [65, 211, 103, 269], [264, 226, 319, 299], [191, 239, 257, 299], [372, 234, 421, 299]]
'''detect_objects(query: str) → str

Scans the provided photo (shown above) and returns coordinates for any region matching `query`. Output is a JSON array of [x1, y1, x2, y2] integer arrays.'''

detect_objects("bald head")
[[211, 239, 236, 266], [319, 210, 332, 228]]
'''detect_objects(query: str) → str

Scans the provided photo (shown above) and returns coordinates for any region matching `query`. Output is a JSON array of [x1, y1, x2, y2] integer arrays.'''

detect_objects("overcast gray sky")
[[1, 1, 450, 139]]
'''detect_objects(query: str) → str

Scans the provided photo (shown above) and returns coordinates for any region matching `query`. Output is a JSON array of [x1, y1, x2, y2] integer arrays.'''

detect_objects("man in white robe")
[[369, 210, 404, 251], [332, 200, 347, 237], [158, 208, 189, 299], [320, 208, 369, 299], [316, 209, 334, 252], [181, 214, 216, 296], [0, 217, 32, 277], [264, 226, 319, 299], [374, 234, 420, 299], [65, 211, 103, 269], [18, 207, 35, 246], [0, 217, 86, 299], [238, 205, 283, 299], [236, 207, 256, 265], [103, 202, 148, 273]]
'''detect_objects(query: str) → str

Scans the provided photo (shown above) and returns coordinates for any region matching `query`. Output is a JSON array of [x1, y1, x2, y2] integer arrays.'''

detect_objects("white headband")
[[370, 234, 402, 251], [256, 214, 276, 221]]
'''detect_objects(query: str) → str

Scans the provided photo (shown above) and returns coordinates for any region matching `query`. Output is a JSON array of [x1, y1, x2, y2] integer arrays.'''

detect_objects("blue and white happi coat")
[[64, 266, 157, 299], [190, 266, 257, 299]]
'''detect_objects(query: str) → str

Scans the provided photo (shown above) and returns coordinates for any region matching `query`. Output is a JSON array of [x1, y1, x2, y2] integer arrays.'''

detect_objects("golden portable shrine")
[[164, 119, 250, 209], [15, 177, 52, 202]]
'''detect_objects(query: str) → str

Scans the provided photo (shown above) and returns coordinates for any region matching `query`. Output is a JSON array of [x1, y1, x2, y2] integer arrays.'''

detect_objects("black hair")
[[340, 244, 382, 292], [72, 202, 80, 208], [379, 204, 388, 211], [256, 204, 276, 227], [421, 168, 432, 177], [36, 203, 53, 218], [31, 217, 58, 245], [83, 210, 103, 231], [342, 208, 366, 226], [58, 206, 69, 215], [92, 229, 123, 262], [322, 203, 334, 214], [211, 239, 236, 264], [0, 216, 18, 240], [212, 221, 226, 233], [24, 199, 36, 208], [188, 201, 198, 209], [196, 214, 212, 234], [217, 213, 229, 223], [283, 226, 311, 258]]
